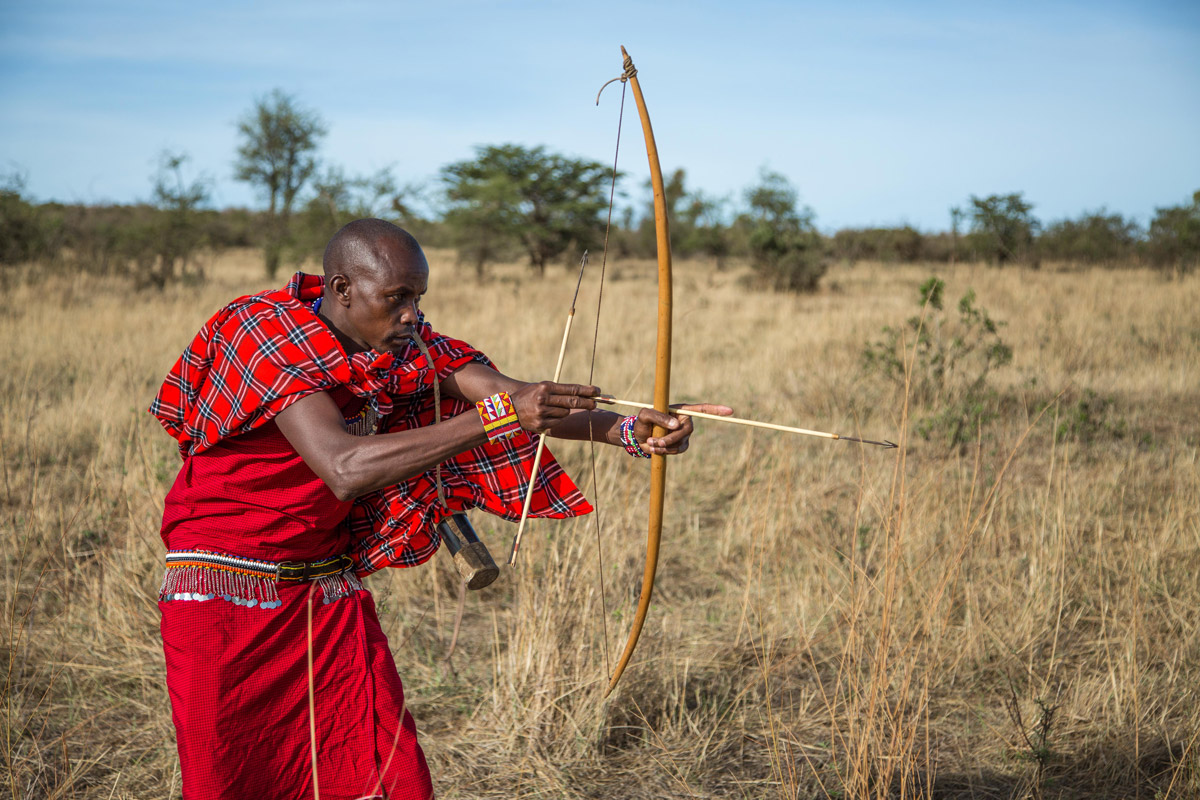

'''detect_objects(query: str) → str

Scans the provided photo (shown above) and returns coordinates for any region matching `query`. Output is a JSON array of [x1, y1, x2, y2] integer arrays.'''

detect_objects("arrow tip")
[[839, 434, 899, 449]]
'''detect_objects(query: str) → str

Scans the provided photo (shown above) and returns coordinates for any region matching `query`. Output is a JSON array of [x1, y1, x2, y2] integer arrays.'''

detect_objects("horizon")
[[1, 0, 1197, 233]]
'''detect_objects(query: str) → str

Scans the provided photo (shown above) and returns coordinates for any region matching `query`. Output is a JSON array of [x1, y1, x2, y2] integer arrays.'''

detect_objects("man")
[[150, 218, 728, 799]]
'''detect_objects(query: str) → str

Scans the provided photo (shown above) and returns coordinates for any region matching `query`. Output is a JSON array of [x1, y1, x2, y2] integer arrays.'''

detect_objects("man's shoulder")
[[225, 287, 303, 316], [208, 289, 310, 341]]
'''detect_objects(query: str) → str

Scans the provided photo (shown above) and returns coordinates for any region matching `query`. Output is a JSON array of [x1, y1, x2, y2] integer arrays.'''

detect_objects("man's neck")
[[317, 310, 369, 356]]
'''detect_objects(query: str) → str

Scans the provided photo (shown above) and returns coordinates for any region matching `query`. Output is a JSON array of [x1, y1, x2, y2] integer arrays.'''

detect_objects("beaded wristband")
[[477, 391, 521, 442], [619, 415, 652, 458]]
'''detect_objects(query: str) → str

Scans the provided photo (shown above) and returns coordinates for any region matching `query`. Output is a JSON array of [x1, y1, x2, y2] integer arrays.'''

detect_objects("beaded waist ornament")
[[159, 550, 364, 609]]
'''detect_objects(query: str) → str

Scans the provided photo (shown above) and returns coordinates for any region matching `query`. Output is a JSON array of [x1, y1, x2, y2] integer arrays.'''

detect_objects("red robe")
[[153, 273, 592, 799]]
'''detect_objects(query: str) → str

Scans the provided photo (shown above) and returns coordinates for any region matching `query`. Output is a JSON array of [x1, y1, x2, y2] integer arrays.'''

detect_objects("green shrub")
[[1145, 190, 1200, 274], [863, 276, 1013, 448], [743, 169, 826, 292], [0, 173, 64, 265], [1037, 209, 1140, 266]]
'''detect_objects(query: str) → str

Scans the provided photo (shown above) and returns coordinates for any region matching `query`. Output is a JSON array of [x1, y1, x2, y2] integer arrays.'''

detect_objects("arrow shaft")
[[596, 396, 841, 440]]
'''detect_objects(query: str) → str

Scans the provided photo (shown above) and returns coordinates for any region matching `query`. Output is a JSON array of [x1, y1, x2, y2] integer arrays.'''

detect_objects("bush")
[[0, 173, 64, 265], [1037, 209, 1141, 266], [862, 276, 1013, 449], [1053, 389, 1127, 444], [831, 227, 925, 264], [1145, 190, 1200, 274], [743, 169, 826, 292]]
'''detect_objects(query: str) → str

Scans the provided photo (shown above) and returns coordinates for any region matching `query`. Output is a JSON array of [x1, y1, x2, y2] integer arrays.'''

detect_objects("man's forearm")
[[442, 361, 620, 445], [545, 408, 623, 445], [330, 412, 491, 499], [276, 391, 490, 501], [278, 363, 608, 501]]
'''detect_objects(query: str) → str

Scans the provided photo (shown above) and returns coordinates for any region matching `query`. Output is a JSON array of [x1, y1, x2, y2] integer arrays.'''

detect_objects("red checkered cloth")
[[150, 272, 592, 574]]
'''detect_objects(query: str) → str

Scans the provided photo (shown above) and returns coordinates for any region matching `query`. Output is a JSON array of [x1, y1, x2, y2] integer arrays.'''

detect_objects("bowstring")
[[588, 76, 629, 678]]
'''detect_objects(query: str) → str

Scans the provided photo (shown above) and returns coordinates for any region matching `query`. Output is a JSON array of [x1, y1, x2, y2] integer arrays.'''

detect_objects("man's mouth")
[[382, 330, 416, 351]]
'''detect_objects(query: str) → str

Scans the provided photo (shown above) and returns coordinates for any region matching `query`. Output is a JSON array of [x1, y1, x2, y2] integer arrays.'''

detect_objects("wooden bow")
[[603, 46, 673, 697]]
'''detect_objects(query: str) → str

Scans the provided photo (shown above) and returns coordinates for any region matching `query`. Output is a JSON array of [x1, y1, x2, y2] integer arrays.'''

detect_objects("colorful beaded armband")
[[477, 391, 521, 442], [619, 414, 652, 458]]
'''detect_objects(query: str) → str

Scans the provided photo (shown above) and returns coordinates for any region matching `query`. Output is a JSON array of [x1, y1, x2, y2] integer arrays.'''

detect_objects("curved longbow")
[[603, 45, 673, 698]]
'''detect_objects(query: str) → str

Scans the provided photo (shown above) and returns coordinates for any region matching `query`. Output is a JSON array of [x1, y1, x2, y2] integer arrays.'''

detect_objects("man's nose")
[[398, 300, 420, 325]]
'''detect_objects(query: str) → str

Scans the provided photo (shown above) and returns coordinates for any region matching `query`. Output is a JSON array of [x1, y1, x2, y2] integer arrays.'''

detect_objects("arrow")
[[594, 395, 898, 448]]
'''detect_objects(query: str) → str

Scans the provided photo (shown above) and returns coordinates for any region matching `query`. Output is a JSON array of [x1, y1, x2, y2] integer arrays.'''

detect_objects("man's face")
[[341, 245, 430, 354]]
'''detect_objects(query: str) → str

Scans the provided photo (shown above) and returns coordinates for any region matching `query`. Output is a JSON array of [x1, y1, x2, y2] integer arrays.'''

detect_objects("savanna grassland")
[[1, 249, 1198, 799]]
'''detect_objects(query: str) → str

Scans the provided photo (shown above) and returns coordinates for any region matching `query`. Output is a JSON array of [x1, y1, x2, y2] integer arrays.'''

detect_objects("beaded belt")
[[159, 550, 364, 609]]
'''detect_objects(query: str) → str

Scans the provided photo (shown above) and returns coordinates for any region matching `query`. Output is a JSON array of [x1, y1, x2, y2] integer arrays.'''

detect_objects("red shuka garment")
[[160, 386, 358, 563], [152, 274, 593, 800], [159, 388, 433, 800]]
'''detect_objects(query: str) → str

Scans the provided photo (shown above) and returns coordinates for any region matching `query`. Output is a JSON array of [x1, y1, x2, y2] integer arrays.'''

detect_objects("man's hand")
[[632, 403, 734, 456], [509, 381, 600, 434]]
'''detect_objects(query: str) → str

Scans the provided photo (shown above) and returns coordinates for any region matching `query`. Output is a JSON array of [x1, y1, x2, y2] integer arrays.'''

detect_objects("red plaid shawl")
[[150, 272, 591, 574]]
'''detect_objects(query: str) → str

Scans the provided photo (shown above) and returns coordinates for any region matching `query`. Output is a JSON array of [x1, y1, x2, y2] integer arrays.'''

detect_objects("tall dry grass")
[[1, 249, 1197, 798]]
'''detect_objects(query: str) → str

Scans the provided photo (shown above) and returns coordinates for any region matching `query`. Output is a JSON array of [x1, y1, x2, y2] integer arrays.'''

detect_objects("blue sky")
[[1, 0, 1196, 231]]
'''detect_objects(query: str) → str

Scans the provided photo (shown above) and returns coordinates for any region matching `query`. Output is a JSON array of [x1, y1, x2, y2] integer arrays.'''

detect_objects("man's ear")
[[328, 274, 351, 306]]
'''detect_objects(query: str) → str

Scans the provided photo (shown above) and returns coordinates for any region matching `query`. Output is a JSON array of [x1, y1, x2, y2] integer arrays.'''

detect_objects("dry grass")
[[1, 249, 1198, 799]]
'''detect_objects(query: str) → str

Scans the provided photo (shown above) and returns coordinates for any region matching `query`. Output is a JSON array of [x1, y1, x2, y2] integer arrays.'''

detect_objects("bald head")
[[319, 218, 430, 354], [323, 218, 425, 280]]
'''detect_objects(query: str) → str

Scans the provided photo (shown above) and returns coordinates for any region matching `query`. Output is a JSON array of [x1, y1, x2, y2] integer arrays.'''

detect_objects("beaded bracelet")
[[619, 414, 652, 458], [477, 392, 521, 442]]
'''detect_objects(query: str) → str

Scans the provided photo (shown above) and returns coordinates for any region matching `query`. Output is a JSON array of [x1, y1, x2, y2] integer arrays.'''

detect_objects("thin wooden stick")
[[595, 395, 898, 448], [509, 254, 589, 566]]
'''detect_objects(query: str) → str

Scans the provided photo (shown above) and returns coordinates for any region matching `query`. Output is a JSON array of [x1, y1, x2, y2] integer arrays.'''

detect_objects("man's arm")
[[441, 362, 624, 445], [443, 361, 732, 456], [274, 378, 597, 501]]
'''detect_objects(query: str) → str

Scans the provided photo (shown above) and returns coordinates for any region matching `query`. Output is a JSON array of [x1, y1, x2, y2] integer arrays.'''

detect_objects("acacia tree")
[[441, 144, 611, 278], [742, 169, 825, 292], [967, 193, 1039, 266], [291, 165, 403, 263], [680, 190, 731, 268], [634, 168, 691, 257], [145, 151, 211, 288], [234, 89, 326, 278]]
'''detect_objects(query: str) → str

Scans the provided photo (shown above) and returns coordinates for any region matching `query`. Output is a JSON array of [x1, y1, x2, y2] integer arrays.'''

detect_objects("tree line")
[[3, 90, 1198, 290]]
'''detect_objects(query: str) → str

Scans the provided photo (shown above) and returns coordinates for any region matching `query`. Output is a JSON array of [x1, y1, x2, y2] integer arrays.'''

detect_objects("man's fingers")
[[634, 401, 731, 455], [643, 417, 693, 450], [542, 382, 600, 410], [544, 382, 600, 397], [636, 408, 682, 431], [544, 394, 598, 410], [512, 381, 602, 433], [641, 432, 691, 455]]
